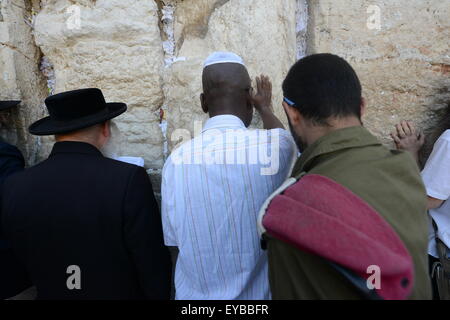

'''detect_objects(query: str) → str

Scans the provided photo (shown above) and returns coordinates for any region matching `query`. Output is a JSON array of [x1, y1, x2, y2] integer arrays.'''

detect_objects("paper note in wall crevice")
[[113, 156, 145, 168]]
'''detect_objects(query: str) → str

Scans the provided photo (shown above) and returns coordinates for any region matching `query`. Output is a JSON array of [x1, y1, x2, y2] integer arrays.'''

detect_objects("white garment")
[[161, 115, 297, 300], [113, 156, 145, 167], [421, 130, 450, 257]]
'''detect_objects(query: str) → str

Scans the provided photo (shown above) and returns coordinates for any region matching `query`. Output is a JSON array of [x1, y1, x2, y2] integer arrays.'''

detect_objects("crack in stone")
[[296, 0, 308, 60], [431, 63, 450, 75], [156, 1, 176, 161], [203, 0, 230, 38], [0, 42, 34, 61], [176, 0, 230, 51]]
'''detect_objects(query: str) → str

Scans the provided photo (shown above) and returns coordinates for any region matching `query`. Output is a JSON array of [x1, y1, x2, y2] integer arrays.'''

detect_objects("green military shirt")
[[266, 126, 432, 300]]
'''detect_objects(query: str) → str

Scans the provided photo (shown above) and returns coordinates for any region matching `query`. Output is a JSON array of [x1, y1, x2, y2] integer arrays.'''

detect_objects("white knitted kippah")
[[203, 51, 245, 68]]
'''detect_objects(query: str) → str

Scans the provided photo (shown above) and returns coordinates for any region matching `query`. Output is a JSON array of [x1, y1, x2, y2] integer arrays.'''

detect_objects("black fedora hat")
[[29, 88, 127, 136], [0, 100, 21, 111]]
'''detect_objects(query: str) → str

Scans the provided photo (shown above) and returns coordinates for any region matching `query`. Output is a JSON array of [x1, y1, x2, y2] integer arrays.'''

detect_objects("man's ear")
[[360, 97, 367, 118], [102, 121, 111, 139], [282, 101, 301, 126], [200, 93, 208, 114], [246, 87, 254, 110]]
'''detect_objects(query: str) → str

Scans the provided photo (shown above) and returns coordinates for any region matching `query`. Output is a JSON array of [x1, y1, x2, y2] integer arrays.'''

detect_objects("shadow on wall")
[[420, 86, 450, 167]]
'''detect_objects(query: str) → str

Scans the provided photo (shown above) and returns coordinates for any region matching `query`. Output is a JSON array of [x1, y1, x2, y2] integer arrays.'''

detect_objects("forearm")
[[428, 196, 444, 210], [252, 75, 284, 130], [409, 150, 420, 166], [258, 108, 284, 130]]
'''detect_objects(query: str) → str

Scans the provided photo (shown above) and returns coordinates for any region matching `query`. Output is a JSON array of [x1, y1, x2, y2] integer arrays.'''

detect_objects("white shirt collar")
[[202, 115, 246, 133]]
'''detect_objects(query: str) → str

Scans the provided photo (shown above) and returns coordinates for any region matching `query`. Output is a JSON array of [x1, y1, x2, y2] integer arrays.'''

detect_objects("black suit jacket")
[[0, 141, 31, 299], [0, 141, 25, 186], [1, 141, 171, 299]]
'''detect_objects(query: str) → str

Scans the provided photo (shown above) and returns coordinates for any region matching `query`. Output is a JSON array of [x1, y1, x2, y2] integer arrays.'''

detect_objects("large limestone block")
[[0, 0, 48, 164], [165, 0, 299, 149], [34, 0, 165, 168], [307, 0, 450, 144]]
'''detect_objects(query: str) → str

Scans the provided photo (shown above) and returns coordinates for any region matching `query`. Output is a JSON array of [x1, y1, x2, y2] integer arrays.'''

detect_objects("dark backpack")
[[431, 219, 450, 300]]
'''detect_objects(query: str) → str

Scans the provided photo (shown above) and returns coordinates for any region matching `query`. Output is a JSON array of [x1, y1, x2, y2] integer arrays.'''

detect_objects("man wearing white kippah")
[[161, 52, 297, 299]]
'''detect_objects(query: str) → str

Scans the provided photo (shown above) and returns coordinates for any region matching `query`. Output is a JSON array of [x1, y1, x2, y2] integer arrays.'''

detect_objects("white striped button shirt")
[[161, 115, 297, 300]]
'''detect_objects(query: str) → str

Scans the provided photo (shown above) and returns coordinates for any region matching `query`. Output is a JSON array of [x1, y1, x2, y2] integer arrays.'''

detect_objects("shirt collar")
[[293, 126, 382, 174], [202, 115, 246, 133], [49, 141, 103, 158]]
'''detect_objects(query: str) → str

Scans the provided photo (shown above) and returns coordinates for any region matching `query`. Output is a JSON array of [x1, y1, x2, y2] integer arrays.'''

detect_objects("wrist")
[[256, 105, 274, 115], [404, 148, 420, 157]]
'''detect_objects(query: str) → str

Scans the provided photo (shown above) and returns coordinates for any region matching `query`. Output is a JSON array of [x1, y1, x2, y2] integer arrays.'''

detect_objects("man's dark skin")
[[391, 121, 444, 210], [168, 63, 286, 297], [201, 63, 284, 130]]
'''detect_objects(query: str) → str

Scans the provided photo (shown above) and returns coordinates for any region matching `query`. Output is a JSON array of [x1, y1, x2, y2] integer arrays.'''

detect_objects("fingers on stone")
[[418, 131, 426, 144], [256, 76, 261, 92], [402, 120, 411, 136], [391, 132, 401, 143], [406, 121, 416, 135], [396, 123, 406, 138]]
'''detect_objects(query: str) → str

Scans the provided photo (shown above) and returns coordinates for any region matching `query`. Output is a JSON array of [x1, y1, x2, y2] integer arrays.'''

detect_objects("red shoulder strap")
[[263, 174, 414, 300]]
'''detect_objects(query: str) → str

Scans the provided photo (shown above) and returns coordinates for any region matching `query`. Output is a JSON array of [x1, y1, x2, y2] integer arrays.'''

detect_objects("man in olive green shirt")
[[265, 54, 431, 299]]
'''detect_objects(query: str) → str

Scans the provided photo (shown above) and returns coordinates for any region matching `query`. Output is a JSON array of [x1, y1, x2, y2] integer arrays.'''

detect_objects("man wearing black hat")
[[0, 100, 32, 299], [1, 89, 172, 299]]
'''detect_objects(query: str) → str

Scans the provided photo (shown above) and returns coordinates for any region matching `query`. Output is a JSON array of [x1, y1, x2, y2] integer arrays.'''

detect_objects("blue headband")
[[283, 97, 296, 106]]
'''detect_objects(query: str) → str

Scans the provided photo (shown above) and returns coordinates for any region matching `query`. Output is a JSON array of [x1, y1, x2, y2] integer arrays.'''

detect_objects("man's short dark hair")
[[282, 53, 362, 126]]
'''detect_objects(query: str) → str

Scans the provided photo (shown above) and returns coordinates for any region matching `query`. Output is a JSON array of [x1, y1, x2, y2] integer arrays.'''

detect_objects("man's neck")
[[305, 117, 362, 147], [208, 108, 245, 122], [55, 136, 100, 150]]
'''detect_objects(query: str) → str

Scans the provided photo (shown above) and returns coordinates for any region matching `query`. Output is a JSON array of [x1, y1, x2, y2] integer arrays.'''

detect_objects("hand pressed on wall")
[[250, 74, 284, 130], [390, 120, 425, 164], [251, 75, 273, 114]]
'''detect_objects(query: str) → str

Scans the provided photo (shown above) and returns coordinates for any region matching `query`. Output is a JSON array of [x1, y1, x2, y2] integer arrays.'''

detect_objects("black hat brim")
[[0, 101, 21, 111], [28, 103, 127, 136]]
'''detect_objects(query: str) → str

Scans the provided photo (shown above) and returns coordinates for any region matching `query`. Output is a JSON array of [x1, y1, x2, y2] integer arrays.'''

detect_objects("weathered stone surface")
[[307, 0, 450, 145], [1, 0, 449, 175], [165, 0, 299, 149], [33, 0, 165, 168], [0, 0, 48, 164]]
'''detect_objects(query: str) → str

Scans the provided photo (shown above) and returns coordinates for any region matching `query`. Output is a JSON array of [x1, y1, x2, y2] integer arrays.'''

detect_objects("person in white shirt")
[[161, 52, 297, 300], [391, 113, 450, 299]]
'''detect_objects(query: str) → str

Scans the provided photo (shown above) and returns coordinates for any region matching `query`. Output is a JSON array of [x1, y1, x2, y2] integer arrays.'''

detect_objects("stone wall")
[[307, 0, 450, 144], [0, 0, 48, 164], [34, 0, 165, 168], [0, 0, 449, 187], [164, 0, 299, 149]]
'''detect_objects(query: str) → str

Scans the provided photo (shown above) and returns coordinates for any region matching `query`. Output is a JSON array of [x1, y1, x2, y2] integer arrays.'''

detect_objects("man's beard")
[[99, 121, 121, 159], [287, 118, 307, 153]]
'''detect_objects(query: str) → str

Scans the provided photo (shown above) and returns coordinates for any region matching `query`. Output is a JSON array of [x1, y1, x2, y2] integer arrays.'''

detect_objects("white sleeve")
[[161, 159, 178, 246], [271, 128, 298, 178], [279, 129, 298, 175], [421, 135, 450, 201]]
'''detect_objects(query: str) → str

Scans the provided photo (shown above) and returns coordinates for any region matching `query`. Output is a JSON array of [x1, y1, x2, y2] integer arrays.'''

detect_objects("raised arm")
[[252, 75, 285, 130], [392, 121, 449, 210], [391, 120, 424, 165]]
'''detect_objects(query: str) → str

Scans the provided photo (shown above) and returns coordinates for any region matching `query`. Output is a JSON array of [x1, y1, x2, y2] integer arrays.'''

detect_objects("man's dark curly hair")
[[282, 53, 362, 126]]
